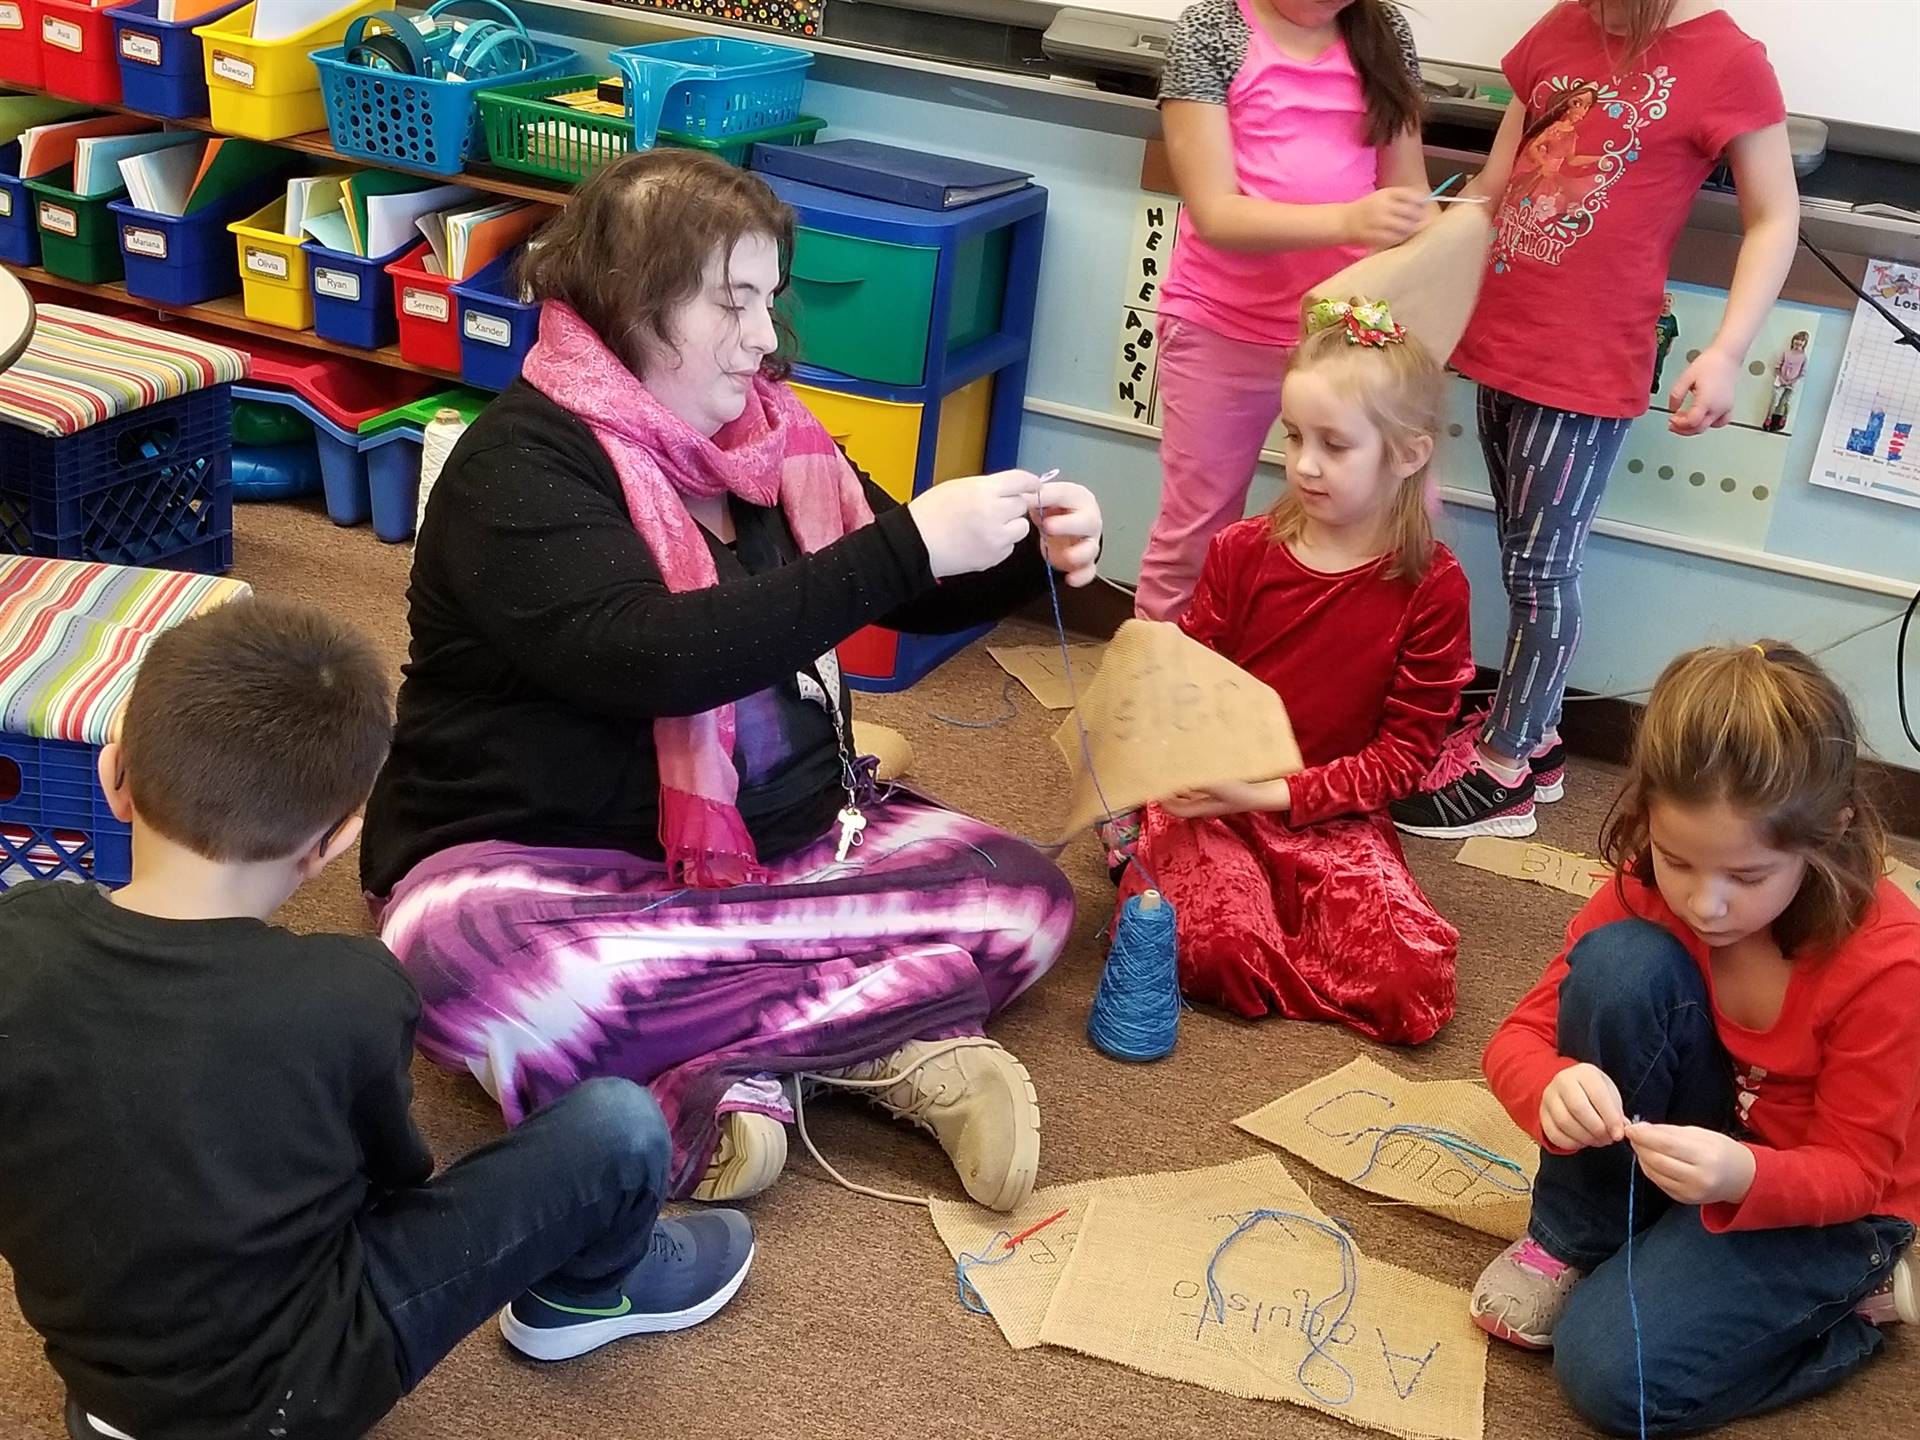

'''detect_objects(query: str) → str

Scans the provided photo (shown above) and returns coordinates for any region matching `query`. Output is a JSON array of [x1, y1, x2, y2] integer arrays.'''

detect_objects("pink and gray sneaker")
[[1470, 1235, 1585, 1349], [1857, 1251, 1917, 1326]]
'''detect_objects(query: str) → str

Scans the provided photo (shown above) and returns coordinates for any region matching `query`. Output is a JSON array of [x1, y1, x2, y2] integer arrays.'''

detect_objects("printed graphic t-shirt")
[[1157, 0, 1419, 348], [1451, 3, 1785, 418]]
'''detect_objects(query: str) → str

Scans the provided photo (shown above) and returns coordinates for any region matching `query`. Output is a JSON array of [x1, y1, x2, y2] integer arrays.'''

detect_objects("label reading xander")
[[464, 311, 512, 346]]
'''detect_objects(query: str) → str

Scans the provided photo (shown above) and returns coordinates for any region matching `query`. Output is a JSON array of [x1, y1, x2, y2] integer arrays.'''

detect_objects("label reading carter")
[[314, 268, 360, 301], [120, 31, 162, 64], [41, 16, 81, 51], [211, 51, 255, 87], [123, 226, 167, 259], [38, 203, 76, 237], [402, 288, 449, 322], [464, 311, 512, 347], [244, 247, 288, 280]]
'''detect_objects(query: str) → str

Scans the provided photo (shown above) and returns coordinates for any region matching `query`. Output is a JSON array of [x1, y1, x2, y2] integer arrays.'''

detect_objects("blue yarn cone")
[[1087, 889, 1179, 1061]]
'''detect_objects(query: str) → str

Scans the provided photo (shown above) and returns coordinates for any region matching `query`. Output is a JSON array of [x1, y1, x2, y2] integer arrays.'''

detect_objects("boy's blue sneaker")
[[499, 1210, 754, 1362]]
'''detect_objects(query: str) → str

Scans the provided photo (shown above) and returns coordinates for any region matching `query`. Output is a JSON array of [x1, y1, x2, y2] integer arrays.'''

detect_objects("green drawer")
[[28, 170, 123, 250], [784, 227, 936, 385], [39, 233, 124, 285]]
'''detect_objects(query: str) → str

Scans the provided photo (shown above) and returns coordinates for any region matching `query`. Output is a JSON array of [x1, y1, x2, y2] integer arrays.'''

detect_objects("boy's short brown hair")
[[121, 596, 392, 863]]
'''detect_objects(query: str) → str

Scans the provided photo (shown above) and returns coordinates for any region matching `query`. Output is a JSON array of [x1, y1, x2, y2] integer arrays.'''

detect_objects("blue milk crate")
[[0, 385, 234, 573], [451, 250, 537, 391], [110, 186, 272, 306], [304, 236, 414, 350], [111, 0, 245, 118], [0, 732, 132, 889], [611, 38, 811, 148], [311, 40, 580, 177]]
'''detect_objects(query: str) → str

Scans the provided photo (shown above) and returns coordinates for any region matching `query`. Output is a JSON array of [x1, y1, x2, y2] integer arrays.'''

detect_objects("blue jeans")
[[1531, 920, 1913, 1435], [358, 1078, 671, 1390], [1476, 387, 1634, 758]]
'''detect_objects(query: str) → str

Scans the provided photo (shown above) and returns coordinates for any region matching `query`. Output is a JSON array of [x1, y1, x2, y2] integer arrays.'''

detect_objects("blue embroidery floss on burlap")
[[1201, 1209, 1361, 1406], [955, 1231, 1015, 1315], [1350, 1123, 1534, 1194]]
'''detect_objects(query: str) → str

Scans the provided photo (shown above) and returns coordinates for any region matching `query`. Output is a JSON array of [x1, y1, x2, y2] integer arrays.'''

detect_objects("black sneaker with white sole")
[[1391, 761, 1538, 839], [1529, 740, 1567, 804]]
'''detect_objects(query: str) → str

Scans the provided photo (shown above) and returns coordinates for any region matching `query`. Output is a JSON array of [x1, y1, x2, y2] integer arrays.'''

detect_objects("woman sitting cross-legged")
[[359, 150, 1101, 1212]]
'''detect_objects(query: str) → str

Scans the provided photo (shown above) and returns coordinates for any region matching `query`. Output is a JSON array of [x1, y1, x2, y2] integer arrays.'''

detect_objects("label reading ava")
[[245, 246, 288, 280], [315, 268, 360, 301], [403, 288, 449, 322], [42, 16, 81, 51]]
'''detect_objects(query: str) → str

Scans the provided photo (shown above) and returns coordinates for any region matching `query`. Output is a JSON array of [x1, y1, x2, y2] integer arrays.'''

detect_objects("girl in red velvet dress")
[[1116, 298, 1473, 1044]]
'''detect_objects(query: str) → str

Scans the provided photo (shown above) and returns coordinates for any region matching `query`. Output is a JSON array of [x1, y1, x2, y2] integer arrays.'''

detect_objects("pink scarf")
[[522, 301, 875, 887]]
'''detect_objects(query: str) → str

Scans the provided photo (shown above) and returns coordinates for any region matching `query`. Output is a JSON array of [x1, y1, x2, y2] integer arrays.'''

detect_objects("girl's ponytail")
[[1338, 0, 1425, 148]]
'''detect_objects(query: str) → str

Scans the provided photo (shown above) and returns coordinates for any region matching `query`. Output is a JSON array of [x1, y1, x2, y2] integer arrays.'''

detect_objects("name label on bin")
[[403, 287, 449, 322], [245, 246, 288, 280], [464, 311, 513, 347], [39, 203, 76, 237], [42, 16, 82, 51], [120, 31, 163, 65], [123, 226, 167, 259], [0, 5, 22, 31], [315, 267, 360, 301], [211, 50, 256, 88], [0, 190, 11, 219]]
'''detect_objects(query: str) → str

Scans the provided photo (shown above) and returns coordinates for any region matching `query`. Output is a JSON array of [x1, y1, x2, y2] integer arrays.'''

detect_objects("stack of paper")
[[0, 96, 93, 150], [16, 115, 153, 181], [114, 136, 292, 218], [248, 0, 354, 40], [335, 175, 476, 258], [158, 0, 235, 20], [417, 199, 546, 281], [181, 138, 295, 216], [74, 131, 199, 198]]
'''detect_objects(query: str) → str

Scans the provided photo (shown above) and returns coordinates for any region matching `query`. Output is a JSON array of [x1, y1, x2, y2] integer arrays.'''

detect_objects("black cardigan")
[[360, 381, 1043, 895]]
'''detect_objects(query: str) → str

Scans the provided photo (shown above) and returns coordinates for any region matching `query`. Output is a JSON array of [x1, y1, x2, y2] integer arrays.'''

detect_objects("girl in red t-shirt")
[[1390, 1, 1800, 841], [1475, 642, 1919, 1433], [1116, 298, 1473, 1044]]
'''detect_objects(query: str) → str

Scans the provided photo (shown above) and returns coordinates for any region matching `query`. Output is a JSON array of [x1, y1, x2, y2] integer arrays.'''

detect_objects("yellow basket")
[[196, 0, 381, 140], [229, 196, 313, 331]]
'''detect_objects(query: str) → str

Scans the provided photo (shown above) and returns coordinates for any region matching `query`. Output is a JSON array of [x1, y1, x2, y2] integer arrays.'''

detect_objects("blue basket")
[[0, 171, 37, 267], [0, 386, 234, 573], [110, 187, 271, 306], [365, 426, 423, 542], [451, 250, 538, 391], [312, 40, 580, 177], [304, 236, 415, 349], [111, 0, 245, 118], [611, 38, 811, 148], [235, 384, 421, 539], [0, 733, 132, 890]]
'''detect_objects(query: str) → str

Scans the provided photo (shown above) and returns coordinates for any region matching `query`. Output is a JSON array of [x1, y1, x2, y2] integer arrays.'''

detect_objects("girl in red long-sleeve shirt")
[[1476, 641, 1920, 1435], [1115, 297, 1472, 1044]]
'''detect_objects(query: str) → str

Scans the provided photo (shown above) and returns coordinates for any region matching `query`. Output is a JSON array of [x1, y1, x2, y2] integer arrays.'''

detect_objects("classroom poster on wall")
[[1811, 259, 1920, 510], [1113, 193, 1180, 425]]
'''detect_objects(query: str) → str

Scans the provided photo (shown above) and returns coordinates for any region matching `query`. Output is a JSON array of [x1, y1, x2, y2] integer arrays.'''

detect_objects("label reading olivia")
[[403, 288, 449, 322], [38, 203, 77, 237], [0, 4, 22, 31], [120, 31, 163, 65], [464, 311, 512, 347], [42, 16, 81, 51], [245, 246, 288, 280], [211, 50, 256, 87], [123, 226, 167, 259], [315, 268, 360, 301]]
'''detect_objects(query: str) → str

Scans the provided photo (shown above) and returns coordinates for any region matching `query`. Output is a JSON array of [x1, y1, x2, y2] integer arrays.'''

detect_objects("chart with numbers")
[[1812, 258, 1920, 509]]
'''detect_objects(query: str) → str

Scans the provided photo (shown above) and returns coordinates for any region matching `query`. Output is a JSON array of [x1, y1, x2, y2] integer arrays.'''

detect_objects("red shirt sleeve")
[[1704, 943, 1920, 1233], [1284, 553, 1473, 827], [1177, 525, 1245, 657], [1695, 32, 1786, 158], [1484, 884, 1640, 1149]]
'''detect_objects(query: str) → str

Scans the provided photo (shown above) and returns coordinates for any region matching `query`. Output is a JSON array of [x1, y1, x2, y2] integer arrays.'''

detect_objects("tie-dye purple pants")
[[376, 794, 1075, 1196]]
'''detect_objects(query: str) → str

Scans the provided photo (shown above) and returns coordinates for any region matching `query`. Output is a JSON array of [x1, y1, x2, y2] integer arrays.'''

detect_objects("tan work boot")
[[691, 1110, 787, 1203], [817, 1038, 1039, 1211]]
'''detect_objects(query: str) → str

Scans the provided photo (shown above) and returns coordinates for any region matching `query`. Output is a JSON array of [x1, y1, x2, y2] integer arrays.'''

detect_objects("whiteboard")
[[1399, 0, 1915, 133]]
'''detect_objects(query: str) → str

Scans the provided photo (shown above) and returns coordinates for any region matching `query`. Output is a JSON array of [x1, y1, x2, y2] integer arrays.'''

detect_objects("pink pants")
[[1135, 315, 1293, 621]]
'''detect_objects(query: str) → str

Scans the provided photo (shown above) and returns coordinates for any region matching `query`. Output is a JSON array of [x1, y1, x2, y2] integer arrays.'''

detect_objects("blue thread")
[[1625, 1149, 1647, 1440], [1202, 1209, 1359, 1406], [955, 1231, 1016, 1314], [1350, 1124, 1534, 1195], [1087, 890, 1180, 1061], [932, 676, 1021, 730]]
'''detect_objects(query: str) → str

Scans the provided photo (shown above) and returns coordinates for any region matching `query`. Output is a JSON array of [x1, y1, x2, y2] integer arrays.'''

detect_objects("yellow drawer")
[[793, 376, 995, 504]]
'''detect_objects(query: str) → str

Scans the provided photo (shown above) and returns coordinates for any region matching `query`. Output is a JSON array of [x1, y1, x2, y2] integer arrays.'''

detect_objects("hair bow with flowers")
[[1306, 296, 1407, 347]]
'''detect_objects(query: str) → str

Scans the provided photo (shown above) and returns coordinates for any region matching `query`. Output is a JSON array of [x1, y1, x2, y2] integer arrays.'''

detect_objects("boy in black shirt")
[[0, 597, 753, 1440]]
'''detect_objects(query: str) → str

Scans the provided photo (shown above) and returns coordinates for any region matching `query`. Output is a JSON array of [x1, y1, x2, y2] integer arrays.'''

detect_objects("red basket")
[[0, 0, 44, 88], [38, 0, 132, 104], [385, 242, 460, 374]]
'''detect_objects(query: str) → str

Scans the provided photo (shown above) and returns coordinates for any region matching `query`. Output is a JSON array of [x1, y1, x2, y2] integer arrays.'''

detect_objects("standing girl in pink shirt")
[[1135, 0, 1434, 622]]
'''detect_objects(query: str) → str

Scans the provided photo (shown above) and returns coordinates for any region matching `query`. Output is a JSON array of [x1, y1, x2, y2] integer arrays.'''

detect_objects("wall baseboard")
[[1020, 590, 1920, 839]]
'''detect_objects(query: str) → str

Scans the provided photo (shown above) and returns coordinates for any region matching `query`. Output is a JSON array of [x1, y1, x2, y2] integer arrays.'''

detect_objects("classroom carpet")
[[2, 499, 1914, 1440]]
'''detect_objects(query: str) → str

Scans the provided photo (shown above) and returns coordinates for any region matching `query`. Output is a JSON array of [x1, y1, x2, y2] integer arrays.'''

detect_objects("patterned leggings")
[[1476, 386, 1634, 758]]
